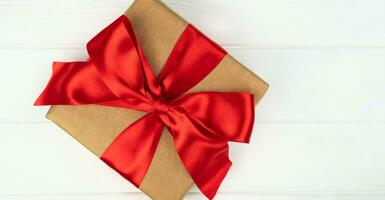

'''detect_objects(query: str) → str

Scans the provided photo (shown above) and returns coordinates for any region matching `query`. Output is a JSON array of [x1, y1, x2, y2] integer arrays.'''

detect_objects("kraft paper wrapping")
[[46, 0, 269, 199]]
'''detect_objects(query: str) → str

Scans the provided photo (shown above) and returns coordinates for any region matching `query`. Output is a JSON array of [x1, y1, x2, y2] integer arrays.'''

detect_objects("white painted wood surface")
[[0, 0, 384, 199]]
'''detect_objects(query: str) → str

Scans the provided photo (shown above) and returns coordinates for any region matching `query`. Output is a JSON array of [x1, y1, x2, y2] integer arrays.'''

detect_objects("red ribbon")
[[35, 15, 254, 199]]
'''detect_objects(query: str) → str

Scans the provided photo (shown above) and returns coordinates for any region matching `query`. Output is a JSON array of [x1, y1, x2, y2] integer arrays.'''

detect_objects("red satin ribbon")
[[35, 15, 254, 199]]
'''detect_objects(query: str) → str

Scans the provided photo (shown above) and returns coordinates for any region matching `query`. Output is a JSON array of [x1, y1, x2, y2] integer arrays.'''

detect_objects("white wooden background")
[[0, 0, 384, 199]]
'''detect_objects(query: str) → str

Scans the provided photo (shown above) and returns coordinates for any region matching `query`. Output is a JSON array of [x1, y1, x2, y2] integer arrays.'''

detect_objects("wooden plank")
[[0, 48, 384, 122], [0, 123, 384, 194], [0, 0, 384, 47]]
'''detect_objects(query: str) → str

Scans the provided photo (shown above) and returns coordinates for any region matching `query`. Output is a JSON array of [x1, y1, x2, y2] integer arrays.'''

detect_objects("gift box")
[[35, 0, 268, 199]]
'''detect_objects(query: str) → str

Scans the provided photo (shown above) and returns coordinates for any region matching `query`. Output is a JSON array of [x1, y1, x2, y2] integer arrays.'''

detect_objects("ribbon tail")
[[162, 111, 231, 199], [101, 114, 163, 187]]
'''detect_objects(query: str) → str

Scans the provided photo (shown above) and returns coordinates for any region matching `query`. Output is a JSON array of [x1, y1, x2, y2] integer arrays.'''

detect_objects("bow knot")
[[151, 98, 170, 114]]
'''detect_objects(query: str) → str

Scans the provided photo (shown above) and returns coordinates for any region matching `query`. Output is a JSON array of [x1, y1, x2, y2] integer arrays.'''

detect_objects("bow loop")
[[87, 16, 162, 100], [173, 92, 255, 143], [34, 61, 109, 105], [157, 24, 227, 99]]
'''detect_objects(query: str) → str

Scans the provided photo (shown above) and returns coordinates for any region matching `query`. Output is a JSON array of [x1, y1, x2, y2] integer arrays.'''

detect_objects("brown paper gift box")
[[45, 0, 268, 199]]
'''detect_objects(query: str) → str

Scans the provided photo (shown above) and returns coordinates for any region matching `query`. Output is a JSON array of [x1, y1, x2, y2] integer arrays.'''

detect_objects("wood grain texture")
[[0, 0, 384, 199], [2, 192, 385, 200], [0, 123, 384, 199], [1, 0, 385, 48]]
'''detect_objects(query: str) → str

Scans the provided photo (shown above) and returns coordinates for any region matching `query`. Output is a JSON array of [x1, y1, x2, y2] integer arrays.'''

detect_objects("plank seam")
[[0, 45, 385, 50], [0, 120, 384, 125], [2, 191, 385, 196]]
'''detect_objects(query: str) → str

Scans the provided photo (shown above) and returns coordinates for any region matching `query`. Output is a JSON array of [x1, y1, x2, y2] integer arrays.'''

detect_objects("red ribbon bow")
[[35, 15, 255, 199]]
